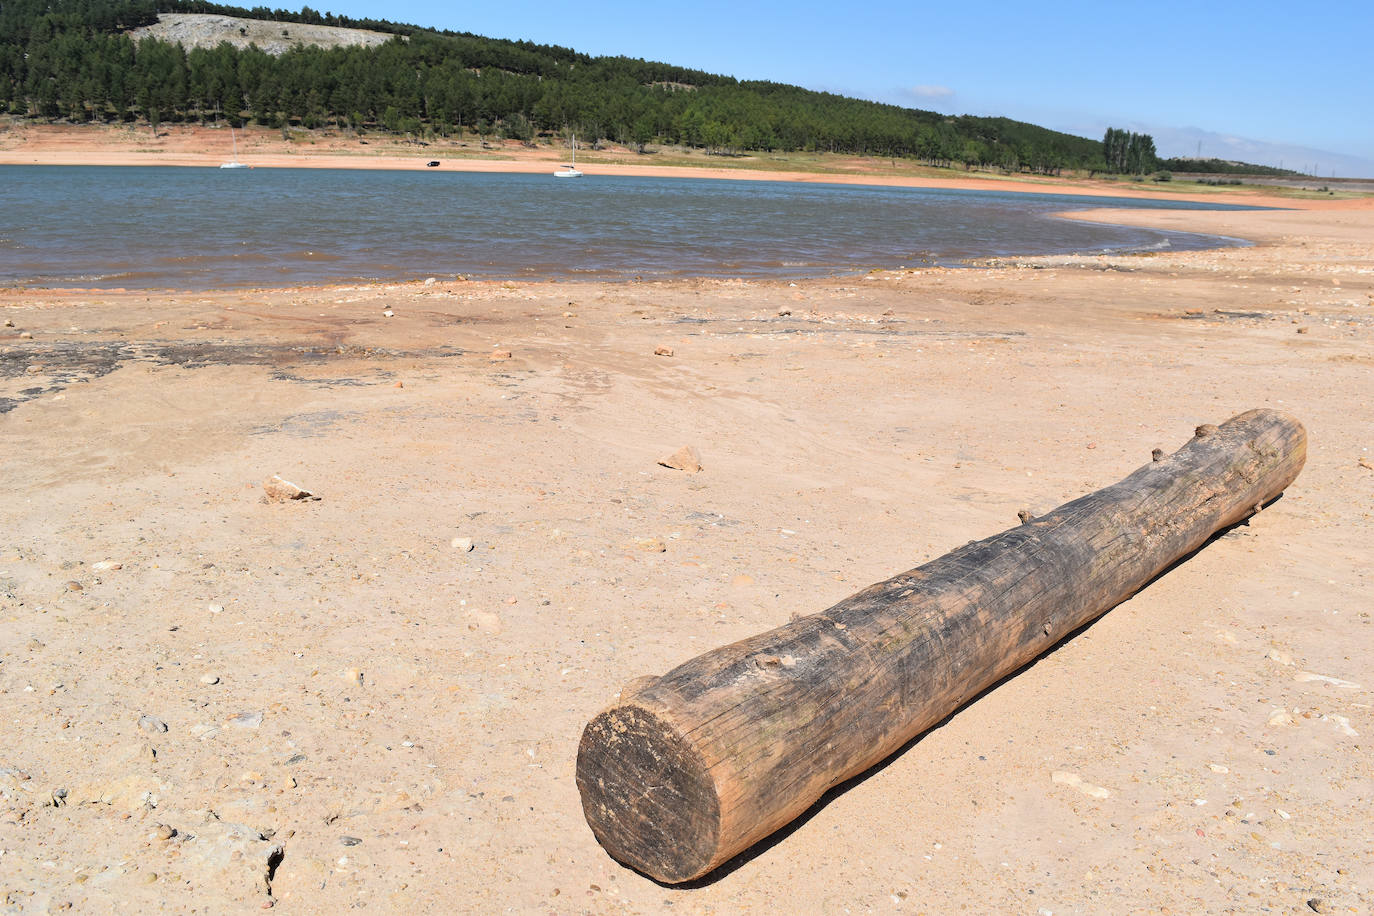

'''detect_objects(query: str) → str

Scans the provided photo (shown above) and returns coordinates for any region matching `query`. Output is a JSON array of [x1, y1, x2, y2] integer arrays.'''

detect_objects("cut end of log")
[[576, 703, 720, 883]]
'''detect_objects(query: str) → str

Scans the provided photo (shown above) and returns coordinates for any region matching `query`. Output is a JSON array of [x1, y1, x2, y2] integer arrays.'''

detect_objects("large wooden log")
[[576, 409, 1306, 883]]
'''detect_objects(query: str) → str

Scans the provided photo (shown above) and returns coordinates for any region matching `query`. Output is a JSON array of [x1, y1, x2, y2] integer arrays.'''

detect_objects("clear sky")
[[318, 0, 1374, 176]]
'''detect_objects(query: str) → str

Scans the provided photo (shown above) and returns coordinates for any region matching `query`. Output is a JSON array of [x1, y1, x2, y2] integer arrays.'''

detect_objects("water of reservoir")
[[0, 165, 1263, 289]]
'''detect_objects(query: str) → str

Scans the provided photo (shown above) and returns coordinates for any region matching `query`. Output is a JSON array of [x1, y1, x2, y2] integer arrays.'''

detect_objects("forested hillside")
[[0, 0, 1116, 173]]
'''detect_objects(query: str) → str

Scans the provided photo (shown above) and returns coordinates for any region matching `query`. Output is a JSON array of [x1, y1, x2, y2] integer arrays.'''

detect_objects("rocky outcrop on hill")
[[128, 12, 395, 55]]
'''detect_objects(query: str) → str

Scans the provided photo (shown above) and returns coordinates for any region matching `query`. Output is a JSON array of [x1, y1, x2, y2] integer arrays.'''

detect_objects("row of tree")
[[4, 0, 1125, 173], [1101, 127, 1158, 175]]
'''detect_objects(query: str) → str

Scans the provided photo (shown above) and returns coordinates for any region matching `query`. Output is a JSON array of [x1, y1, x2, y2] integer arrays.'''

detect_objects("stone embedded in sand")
[[490, 349, 513, 360], [224, 711, 264, 730], [654, 346, 674, 357], [451, 537, 474, 552], [262, 475, 317, 502], [179, 813, 284, 903], [658, 445, 702, 473], [139, 714, 169, 734], [1051, 770, 1111, 799]]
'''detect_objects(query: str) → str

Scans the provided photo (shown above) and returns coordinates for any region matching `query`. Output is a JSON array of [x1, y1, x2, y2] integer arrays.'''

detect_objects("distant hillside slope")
[[128, 12, 394, 56], [0, 0, 1111, 174]]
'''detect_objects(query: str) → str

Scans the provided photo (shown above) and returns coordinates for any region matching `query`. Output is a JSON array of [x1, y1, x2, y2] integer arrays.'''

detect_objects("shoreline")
[[4, 120, 1368, 213]]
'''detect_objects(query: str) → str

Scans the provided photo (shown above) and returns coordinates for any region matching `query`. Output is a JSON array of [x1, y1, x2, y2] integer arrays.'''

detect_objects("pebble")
[[19, 331, 32, 339], [1207, 763, 1229, 774], [65, 580, 83, 591], [92, 561, 122, 572], [343, 667, 363, 686], [340, 836, 362, 847], [1051, 770, 1111, 799], [383, 310, 394, 318], [138, 714, 169, 734], [450, 537, 474, 552], [658, 445, 703, 473], [2, 318, 13, 327], [262, 474, 318, 502], [636, 538, 667, 553], [153, 824, 175, 841], [199, 674, 221, 685], [208, 604, 224, 614], [224, 711, 263, 730], [1266, 709, 1296, 727], [654, 346, 674, 357], [489, 350, 513, 360]]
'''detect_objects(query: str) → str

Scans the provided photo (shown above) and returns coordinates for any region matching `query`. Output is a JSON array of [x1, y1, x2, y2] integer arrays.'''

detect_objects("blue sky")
[[318, 0, 1374, 176]]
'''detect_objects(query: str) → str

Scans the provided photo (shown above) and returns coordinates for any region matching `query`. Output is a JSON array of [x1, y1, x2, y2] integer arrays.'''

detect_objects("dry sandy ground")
[[1, 168, 1372, 913]]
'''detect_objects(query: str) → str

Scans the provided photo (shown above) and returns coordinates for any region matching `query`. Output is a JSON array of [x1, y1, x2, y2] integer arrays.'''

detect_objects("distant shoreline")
[[4, 120, 1368, 212]]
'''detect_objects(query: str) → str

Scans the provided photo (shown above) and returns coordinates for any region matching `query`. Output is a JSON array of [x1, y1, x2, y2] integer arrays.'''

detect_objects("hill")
[[2, 0, 1107, 174]]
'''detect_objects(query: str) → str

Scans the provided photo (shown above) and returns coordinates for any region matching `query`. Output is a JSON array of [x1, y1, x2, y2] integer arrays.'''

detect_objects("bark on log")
[[576, 409, 1306, 883]]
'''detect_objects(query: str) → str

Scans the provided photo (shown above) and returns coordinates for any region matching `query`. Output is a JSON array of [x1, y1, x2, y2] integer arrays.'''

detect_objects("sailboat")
[[553, 134, 583, 178], [220, 126, 249, 169]]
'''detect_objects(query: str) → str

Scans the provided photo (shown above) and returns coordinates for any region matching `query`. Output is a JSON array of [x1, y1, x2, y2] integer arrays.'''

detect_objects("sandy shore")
[[2, 141, 1373, 912]]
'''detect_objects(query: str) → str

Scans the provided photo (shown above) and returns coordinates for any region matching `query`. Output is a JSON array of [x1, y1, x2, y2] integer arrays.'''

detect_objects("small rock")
[[208, 604, 224, 614], [424, 277, 436, 287], [1307, 899, 1327, 914], [1051, 770, 1111, 799], [154, 824, 175, 841], [340, 836, 362, 847], [19, 331, 32, 339], [489, 349, 513, 360], [1359, 457, 1374, 471], [731, 574, 755, 588], [200, 674, 221, 685], [342, 667, 363, 686], [636, 537, 666, 553], [450, 537, 474, 552], [777, 308, 792, 317], [383, 309, 395, 318], [1266, 709, 1296, 727], [1207, 763, 1229, 774], [139, 714, 169, 734], [653, 346, 674, 357], [66, 580, 83, 591], [658, 445, 702, 473], [262, 475, 318, 502], [1266, 648, 1294, 666], [224, 711, 263, 730], [1296, 326, 1309, 334], [92, 560, 122, 571], [465, 610, 503, 634], [2, 318, 13, 327]]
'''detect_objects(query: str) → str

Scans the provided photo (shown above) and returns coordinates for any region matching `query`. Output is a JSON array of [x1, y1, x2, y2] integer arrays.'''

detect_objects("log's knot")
[[1017, 508, 1034, 525], [1195, 424, 1220, 439], [1151, 448, 1165, 462]]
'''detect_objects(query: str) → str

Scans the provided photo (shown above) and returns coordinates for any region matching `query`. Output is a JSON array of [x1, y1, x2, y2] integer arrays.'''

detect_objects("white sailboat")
[[220, 126, 249, 169], [553, 134, 583, 178]]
